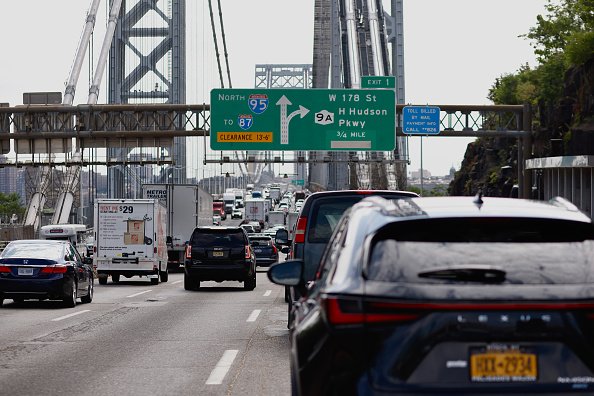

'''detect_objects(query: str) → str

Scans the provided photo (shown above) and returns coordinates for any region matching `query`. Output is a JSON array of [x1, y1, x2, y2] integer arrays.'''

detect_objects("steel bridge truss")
[[0, 103, 531, 198]]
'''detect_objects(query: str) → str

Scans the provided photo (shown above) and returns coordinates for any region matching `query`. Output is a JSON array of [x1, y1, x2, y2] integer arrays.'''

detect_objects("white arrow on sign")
[[276, 95, 309, 145]]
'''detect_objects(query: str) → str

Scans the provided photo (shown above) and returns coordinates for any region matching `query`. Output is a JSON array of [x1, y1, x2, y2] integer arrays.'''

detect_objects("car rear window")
[[1, 243, 64, 260], [367, 218, 594, 284], [308, 194, 410, 243], [250, 238, 272, 246], [191, 229, 245, 247]]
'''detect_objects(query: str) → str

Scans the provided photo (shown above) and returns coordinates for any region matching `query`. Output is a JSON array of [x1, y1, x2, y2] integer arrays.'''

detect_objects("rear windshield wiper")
[[418, 266, 506, 283]]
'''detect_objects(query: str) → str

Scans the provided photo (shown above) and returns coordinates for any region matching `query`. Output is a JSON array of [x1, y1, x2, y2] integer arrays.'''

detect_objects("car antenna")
[[473, 189, 484, 206]]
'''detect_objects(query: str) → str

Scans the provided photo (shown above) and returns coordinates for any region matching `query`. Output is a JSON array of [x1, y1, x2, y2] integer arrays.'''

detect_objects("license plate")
[[18, 267, 34, 276], [470, 347, 537, 382], [254, 249, 263, 253], [212, 251, 224, 257]]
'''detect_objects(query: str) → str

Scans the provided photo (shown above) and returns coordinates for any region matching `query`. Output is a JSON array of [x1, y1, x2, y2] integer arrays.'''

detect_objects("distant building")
[[0, 156, 17, 195], [410, 168, 432, 179]]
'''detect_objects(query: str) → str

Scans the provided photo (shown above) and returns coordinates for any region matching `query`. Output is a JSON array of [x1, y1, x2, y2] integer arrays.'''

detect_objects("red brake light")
[[0, 265, 10, 273], [294, 217, 307, 243], [323, 296, 421, 325], [40, 265, 68, 274], [245, 245, 251, 259], [185, 245, 192, 259], [272, 244, 278, 255]]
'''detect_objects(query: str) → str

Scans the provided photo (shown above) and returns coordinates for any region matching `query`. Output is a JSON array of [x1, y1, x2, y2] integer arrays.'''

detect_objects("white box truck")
[[143, 184, 212, 270], [222, 192, 236, 214], [94, 199, 168, 285], [244, 198, 267, 225], [267, 211, 286, 227]]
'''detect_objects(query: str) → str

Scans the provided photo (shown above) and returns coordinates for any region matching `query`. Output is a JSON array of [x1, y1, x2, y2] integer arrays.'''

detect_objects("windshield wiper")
[[418, 266, 506, 283]]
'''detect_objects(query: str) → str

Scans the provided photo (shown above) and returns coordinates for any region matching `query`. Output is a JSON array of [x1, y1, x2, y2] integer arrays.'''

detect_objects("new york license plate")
[[212, 251, 224, 257], [470, 346, 537, 382]]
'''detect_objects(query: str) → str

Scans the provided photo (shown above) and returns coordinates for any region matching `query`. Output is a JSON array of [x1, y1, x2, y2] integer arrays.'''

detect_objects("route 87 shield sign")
[[248, 94, 268, 114], [238, 114, 253, 130]]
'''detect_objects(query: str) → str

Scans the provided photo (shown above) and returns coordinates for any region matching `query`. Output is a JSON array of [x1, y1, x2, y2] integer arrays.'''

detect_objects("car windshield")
[[1, 243, 64, 260], [367, 218, 594, 284], [191, 230, 245, 247]]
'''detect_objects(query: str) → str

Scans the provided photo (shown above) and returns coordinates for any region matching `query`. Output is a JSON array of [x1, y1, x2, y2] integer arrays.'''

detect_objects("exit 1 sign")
[[361, 76, 395, 89]]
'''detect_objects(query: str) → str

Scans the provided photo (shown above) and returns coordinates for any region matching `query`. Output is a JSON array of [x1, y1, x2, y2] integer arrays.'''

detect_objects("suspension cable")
[[217, 0, 232, 88], [208, 0, 225, 88]]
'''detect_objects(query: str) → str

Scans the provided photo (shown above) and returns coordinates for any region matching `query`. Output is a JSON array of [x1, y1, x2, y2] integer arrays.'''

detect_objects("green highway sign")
[[291, 179, 305, 186], [210, 88, 395, 151], [361, 76, 396, 89]]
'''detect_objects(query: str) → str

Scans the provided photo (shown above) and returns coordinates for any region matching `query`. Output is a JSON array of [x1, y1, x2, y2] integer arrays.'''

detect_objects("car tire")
[[184, 274, 194, 290], [112, 273, 120, 283], [81, 279, 94, 304], [63, 281, 77, 308], [0, 298, 3, 308], [244, 271, 256, 291], [98, 275, 108, 285], [160, 268, 169, 283]]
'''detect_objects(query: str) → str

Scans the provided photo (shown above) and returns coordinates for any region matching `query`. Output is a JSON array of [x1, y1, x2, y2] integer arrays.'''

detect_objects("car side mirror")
[[280, 246, 290, 254], [267, 260, 304, 286], [275, 229, 289, 245]]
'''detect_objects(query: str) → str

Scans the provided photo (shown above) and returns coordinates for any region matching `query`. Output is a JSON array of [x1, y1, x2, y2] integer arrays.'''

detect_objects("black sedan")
[[269, 195, 594, 395], [0, 240, 94, 308], [249, 234, 278, 267]]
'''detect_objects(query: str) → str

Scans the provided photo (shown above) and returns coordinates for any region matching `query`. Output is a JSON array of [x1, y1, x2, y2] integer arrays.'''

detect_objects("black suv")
[[269, 195, 594, 395], [184, 226, 256, 290]]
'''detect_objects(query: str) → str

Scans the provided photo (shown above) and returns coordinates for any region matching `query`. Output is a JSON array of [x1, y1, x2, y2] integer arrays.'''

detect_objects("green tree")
[[0, 193, 25, 224]]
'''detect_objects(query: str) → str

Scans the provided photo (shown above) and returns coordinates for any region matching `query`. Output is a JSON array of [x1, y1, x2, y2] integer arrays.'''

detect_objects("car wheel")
[[184, 273, 194, 290], [112, 273, 120, 283], [244, 271, 256, 291], [98, 275, 108, 285], [63, 281, 77, 308], [81, 279, 94, 304], [160, 268, 169, 282]]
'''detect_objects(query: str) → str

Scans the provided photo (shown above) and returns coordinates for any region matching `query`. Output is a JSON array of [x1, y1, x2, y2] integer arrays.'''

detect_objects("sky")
[[0, 0, 547, 177]]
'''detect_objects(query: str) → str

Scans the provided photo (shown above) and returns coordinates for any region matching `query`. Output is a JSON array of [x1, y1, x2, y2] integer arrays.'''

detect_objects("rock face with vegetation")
[[449, 0, 594, 196]]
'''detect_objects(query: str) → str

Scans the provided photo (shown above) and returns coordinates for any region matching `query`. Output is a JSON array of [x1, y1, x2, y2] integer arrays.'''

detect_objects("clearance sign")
[[216, 132, 273, 143], [210, 88, 395, 151]]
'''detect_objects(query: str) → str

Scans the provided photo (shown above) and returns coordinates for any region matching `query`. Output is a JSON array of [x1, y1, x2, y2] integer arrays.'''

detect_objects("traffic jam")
[[3, 184, 594, 395]]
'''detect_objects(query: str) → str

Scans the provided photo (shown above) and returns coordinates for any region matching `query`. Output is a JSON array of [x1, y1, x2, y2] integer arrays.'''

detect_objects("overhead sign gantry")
[[210, 88, 395, 151]]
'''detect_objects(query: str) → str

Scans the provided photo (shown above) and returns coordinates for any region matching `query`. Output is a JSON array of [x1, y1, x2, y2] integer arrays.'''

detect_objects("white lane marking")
[[205, 349, 239, 385], [246, 309, 261, 322], [51, 310, 91, 322], [126, 290, 153, 298], [172, 280, 182, 285], [263, 290, 272, 297]]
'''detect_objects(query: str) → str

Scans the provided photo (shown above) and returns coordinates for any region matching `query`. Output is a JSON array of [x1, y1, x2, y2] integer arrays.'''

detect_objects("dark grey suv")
[[184, 226, 256, 290], [277, 190, 418, 322], [269, 195, 594, 395]]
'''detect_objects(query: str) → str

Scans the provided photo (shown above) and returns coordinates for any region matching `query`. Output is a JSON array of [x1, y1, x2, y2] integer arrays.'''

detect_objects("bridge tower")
[[107, 0, 186, 197]]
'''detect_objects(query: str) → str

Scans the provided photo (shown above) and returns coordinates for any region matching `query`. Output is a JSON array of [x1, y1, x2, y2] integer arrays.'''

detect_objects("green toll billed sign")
[[210, 88, 395, 151]]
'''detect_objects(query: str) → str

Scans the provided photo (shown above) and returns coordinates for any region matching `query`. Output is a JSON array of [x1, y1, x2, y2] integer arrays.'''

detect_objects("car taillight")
[[185, 245, 192, 259], [40, 265, 68, 274], [245, 245, 251, 259], [0, 265, 10, 273], [322, 296, 421, 325], [93, 246, 96, 253], [294, 217, 307, 243], [272, 245, 278, 255]]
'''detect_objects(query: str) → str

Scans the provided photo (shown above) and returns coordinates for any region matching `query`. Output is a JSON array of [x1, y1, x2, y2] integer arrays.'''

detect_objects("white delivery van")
[[93, 199, 168, 285], [39, 223, 88, 256]]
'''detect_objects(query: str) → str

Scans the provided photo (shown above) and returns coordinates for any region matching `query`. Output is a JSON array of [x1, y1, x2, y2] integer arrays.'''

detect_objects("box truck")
[[94, 199, 168, 285], [267, 211, 286, 227], [244, 198, 267, 226], [222, 192, 236, 214], [143, 184, 211, 270]]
